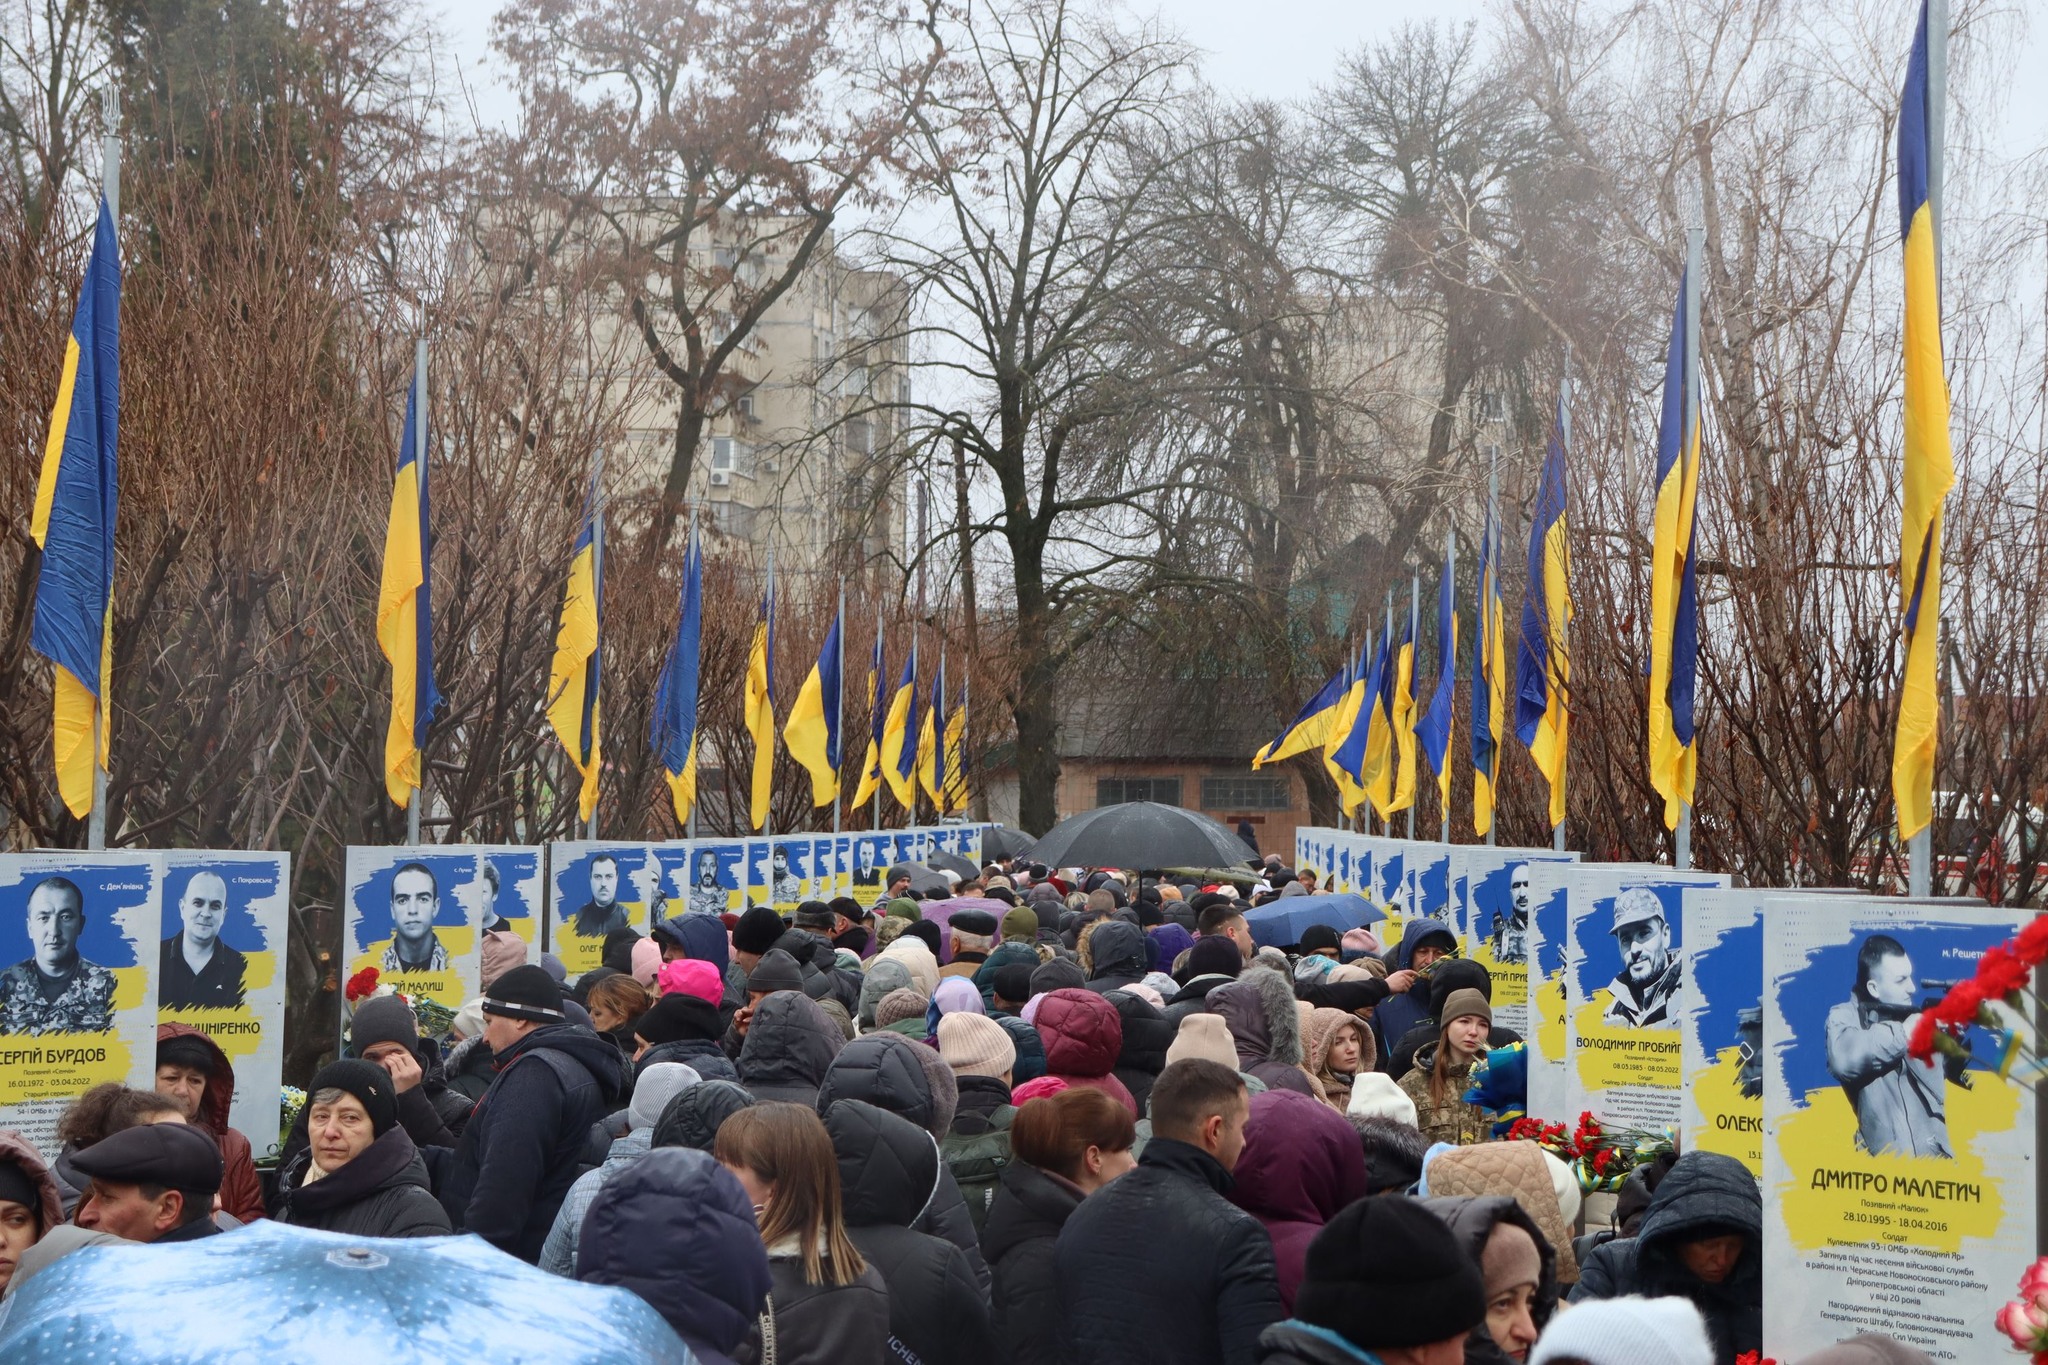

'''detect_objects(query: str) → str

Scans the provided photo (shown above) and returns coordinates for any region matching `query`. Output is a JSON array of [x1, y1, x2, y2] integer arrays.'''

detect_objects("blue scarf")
[[1272, 1321, 1386, 1364]]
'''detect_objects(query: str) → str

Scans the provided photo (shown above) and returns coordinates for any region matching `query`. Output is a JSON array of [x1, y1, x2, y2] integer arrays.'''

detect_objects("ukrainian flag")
[[1472, 505, 1507, 837], [1323, 642, 1369, 817], [918, 654, 947, 807], [1254, 664, 1348, 768], [31, 196, 120, 820], [375, 359, 440, 809], [1415, 542, 1459, 814], [1647, 265, 1701, 831], [880, 640, 920, 809], [852, 627, 886, 807], [745, 569, 776, 831], [650, 526, 704, 824], [943, 677, 970, 813], [1389, 608, 1419, 814], [546, 472, 603, 823], [1342, 626, 1394, 821], [1892, 0, 1954, 843], [1516, 388, 1573, 830], [785, 602, 844, 809]]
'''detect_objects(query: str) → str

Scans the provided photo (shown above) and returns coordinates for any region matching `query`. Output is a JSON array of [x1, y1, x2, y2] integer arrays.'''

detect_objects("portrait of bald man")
[[0, 876, 118, 1034], [159, 870, 249, 1010]]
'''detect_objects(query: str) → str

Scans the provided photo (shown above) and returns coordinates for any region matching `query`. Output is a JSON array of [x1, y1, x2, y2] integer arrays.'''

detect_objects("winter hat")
[[1010, 1075, 1070, 1104], [1166, 1013, 1242, 1072], [157, 1034, 218, 1076], [635, 992, 723, 1046], [629, 1062, 702, 1130], [939, 1012, 1017, 1079], [885, 897, 922, 921], [905, 920, 943, 957], [1298, 924, 1342, 956], [793, 902, 836, 931], [1794, 1335, 1936, 1365], [1116, 982, 1165, 1011], [745, 948, 806, 996], [1021, 994, 1048, 1026], [653, 1079, 758, 1153], [1439, 988, 1493, 1032], [1296, 1194, 1485, 1350], [0, 1161, 40, 1221], [659, 958, 724, 1007], [991, 963, 1036, 1005], [1481, 1220, 1542, 1300], [1340, 927, 1383, 960], [1139, 970, 1179, 1000], [347, 995, 422, 1059], [307, 1059, 399, 1137], [480, 930, 529, 991], [1001, 907, 1039, 942], [858, 958, 915, 1026], [481, 964, 568, 1024], [630, 937, 663, 988], [1542, 1149, 1584, 1229], [1184, 935, 1245, 981], [1030, 958, 1085, 995], [876, 988, 929, 1029], [601, 928, 643, 976], [1527, 1296, 1715, 1365], [70, 1121, 222, 1194], [1347, 1071, 1419, 1126], [451, 998, 487, 1041], [931, 976, 986, 1017], [540, 952, 567, 983], [1331, 958, 1387, 984], [732, 907, 786, 955]]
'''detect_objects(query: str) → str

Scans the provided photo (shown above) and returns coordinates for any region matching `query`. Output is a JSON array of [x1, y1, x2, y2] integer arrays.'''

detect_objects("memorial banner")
[[1522, 861, 1573, 1122], [1564, 865, 1727, 1132], [475, 845, 543, 968], [1452, 846, 1575, 1038], [851, 832, 890, 900], [1763, 895, 2033, 1360], [1678, 889, 1765, 1175], [159, 850, 289, 1160], [544, 843, 657, 974], [0, 851, 162, 1154], [343, 848, 482, 1014]]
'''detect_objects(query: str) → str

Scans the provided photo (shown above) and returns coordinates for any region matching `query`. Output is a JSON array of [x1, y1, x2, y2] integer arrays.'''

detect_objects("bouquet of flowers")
[[1502, 1110, 1674, 1192], [1998, 1258, 2048, 1362], [342, 965, 456, 1042], [278, 1086, 307, 1150], [1907, 917, 2041, 1081]]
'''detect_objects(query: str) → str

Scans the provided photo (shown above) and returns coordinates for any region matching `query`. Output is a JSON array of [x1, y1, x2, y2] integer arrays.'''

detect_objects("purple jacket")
[[1224, 1089, 1367, 1311]]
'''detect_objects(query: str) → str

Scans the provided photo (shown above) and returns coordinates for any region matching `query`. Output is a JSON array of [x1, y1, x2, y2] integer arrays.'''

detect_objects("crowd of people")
[[0, 850, 1934, 1365]]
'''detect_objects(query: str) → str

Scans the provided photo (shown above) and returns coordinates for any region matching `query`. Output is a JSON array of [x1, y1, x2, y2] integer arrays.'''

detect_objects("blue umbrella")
[[0, 1221, 692, 1363], [1242, 891, 1381, 949]]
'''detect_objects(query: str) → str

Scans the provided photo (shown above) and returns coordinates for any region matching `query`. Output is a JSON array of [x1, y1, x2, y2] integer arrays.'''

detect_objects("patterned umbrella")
[[0, 1221, 691, 1363]]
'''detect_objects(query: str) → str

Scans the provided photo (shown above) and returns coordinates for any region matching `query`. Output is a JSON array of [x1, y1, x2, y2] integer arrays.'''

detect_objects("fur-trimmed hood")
[[1208, 967, 1302, 1068]]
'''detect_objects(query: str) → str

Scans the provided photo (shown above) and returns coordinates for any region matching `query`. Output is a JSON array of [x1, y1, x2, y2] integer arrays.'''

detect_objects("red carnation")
[[2017, 915, 2048, 968], [1908, 1010, 1939, 1064], [1976, 944, 2030, 1001], [1932, 978, 1987, 1029], [345, 966, 381, 1003]]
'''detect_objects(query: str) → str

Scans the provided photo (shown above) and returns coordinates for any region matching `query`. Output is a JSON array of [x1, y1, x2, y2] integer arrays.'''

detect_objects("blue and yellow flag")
[[1648, 265, 1701, 831], [1517, 388, 1573, 830], [944, 676, 970, 813], [1389, 606, 1419, 814], [375, 362, 440, 809], [1254, 664, 1348, 768], [745, 568, 776, 831], [1472, 505, 1507, 837], [1359, 626, 1396, 820], [1323, 641, 1369, 817], [918, 654, 947, 806], [546, 471, 603, 823], [31, 196, 121, 820], [1415, 542, 1459, 814], [1893, 0, 1954, 843], [650, 527, 704, 824], [852, 627, 886, 808], [785, 603, 844, 809], [880, 638, 920, 809]]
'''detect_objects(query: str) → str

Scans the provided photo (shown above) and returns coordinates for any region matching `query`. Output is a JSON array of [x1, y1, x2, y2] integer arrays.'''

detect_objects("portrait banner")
[[850, 832, 890, 901], [1564, 865, 1729, 1133], [343, 848, 483, 1017], [160, 850, 289, 1159], [764, 838, 806, 912], [1451, 847, 1576, 1038], [1763, 895, 2033, 1360], [0, 851, 163, 1155], [473, 846, 544, 971], [889, 830, 920, 871], [955, 823, 985, 866], [1678, 889, 1766, 1175], [1408, 844, 1456, 932], [544, 843, 656, 975], [1522, 862, 1574, 1122], [1364, 837, 1410, 948], [1294, 829, 1332, 890]]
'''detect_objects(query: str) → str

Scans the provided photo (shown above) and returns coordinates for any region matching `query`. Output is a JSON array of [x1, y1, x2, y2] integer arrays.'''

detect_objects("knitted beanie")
[[938, 1012, 1017, 1079], [1527, 1296, 1715, 1365], [1166, 1013, 1240, 1072], [732, 907, 786, 955], [658, 958, 724, 1007], [1001, 906, 1039, 942], [1346, 1071, 1419, 1126], [347, 995, 421, 1059], [1296, 1194, 1485, 1350], [1439, 987, 1493, 1032], [876, 988, 930, 1029], [628, 1062, 702, 1130], [307, 1059, 399, 1138], [630, 937, 663, 988]]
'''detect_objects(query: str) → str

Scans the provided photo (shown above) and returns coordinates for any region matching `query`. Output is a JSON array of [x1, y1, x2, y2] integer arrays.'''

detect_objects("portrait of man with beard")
[[1600, 887, 1681, 1028]]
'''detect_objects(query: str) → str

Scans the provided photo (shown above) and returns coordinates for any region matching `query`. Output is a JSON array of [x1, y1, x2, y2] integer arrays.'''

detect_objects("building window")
[[1096, 777, 1182, 807], [711, 438, 734, 472], [1201, 775, 1290, 811]]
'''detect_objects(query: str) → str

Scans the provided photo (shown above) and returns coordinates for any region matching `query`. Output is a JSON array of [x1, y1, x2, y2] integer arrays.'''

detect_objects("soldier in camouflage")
[[0, 878, 116, 1035]]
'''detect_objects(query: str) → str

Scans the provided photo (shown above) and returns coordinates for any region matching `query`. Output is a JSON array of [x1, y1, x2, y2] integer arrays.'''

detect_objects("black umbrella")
[[925, 850, 980, 879], [886, 862, 953, 895], [981, 826, 1038, 860], [1028, 802, 1258, 872]]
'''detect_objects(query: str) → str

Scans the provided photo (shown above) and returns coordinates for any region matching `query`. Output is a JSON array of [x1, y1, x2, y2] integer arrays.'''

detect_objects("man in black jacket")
[[421, 965, 627, 1263], [1054, 1058, 1282, 1365]]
